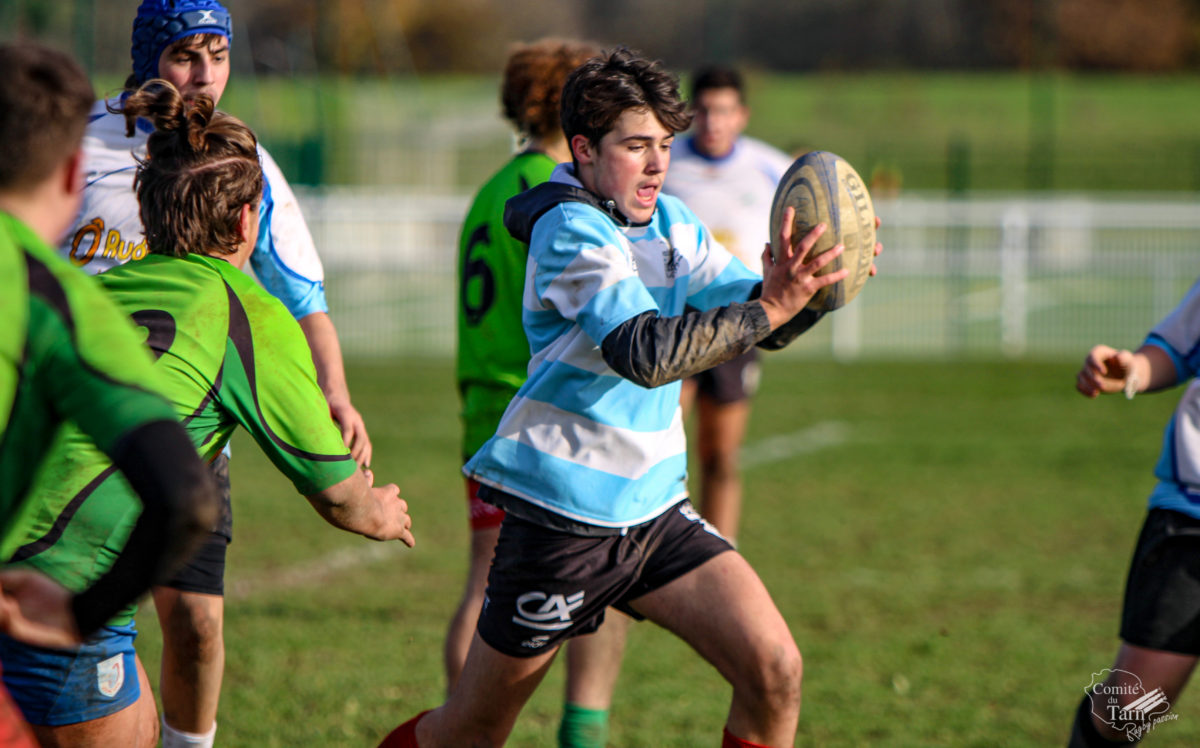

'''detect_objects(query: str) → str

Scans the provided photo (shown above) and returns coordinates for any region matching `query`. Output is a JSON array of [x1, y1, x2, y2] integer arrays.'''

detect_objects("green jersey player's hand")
[[0, 569, 81, 650], [306, 469, 414, 547]]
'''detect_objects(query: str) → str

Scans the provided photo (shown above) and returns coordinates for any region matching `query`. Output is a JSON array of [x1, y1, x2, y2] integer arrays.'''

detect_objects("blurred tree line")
[[5, 0, 1200, 75]]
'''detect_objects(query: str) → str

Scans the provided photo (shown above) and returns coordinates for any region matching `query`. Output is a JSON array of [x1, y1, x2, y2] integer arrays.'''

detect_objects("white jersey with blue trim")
[[58, 98, 327, 320], [663, 135, 792, 274], [1141, 275, 1200, 518], [464, 164, 761, 528]]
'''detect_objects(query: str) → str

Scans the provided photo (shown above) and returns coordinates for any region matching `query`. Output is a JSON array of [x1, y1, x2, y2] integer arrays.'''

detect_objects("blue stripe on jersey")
[[470, 437, 689, 528], [249, 177, 328, 320], [688, 260, 761, 312], [1146, 478, 1200, 519], [465, 165, 760, 528]]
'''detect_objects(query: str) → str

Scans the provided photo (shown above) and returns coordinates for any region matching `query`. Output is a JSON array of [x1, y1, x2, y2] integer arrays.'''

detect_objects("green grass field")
[[128, 355, 1194, 746]]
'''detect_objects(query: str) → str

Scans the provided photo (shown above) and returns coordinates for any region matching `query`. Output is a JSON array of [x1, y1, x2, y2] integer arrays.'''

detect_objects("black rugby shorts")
[[1120, 509, 1200, 655], [161, 453, 232, 595], [477, 501, 733, 657]]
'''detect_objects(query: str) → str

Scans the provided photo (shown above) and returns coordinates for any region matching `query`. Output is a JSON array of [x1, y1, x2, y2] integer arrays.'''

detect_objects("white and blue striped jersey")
[[464, 164, 761, 529], [663, 135, 793, 274], [58, 98, 327, 320], [1144, 276, 1200, 519]]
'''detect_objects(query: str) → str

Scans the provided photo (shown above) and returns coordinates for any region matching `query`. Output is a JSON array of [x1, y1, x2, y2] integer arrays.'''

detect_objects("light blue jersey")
[[1143, 275, 1200, 518], [464, 165, 760, 528]]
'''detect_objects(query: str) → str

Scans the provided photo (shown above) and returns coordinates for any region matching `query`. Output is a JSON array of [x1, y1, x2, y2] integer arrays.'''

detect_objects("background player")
[[56, 2, 372, 745], [451, 37, 627, 748], [0, 41, 220, 748], [1069, 287, 1200, 745], [0, 78, 415, 748], [662, 66, 794, 541], [380, 46, 875, 748]]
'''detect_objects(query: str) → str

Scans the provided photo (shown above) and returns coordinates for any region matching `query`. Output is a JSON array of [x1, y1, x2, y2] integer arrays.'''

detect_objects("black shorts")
[[477, 501, 734, 657], [690, 349, 761, 404], [1120, 509, 1200, 655], [161, 454, 232, 596]]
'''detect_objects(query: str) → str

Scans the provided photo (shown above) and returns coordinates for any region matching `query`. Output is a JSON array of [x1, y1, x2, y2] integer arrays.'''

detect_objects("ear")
[[237, 202, 256, 244], [62, 148, 85, 195], [570, 134, 594, 165]]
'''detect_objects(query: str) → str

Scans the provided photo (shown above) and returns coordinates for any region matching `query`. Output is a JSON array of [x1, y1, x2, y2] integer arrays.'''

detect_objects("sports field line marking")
[[226, 540, 404, 601], [740, 421, 851, 469], [227, 420, 851, 599]]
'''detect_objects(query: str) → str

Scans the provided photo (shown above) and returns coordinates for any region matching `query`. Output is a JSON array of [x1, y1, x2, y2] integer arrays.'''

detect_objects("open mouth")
[[636, 184, 659, 204]]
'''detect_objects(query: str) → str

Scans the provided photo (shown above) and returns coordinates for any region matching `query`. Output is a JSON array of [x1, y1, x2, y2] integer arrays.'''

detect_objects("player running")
[[380, 46, 877, 748], [0, 42, 219, 748], [56, 2, 372, 745], [0, 79, 414, 748], [1069, 282, 1200, 745], [450, 38, 628, 748], [663, 66, 795, 542]]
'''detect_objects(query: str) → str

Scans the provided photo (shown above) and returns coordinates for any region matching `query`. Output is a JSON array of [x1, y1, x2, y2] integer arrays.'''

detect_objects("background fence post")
[[1000, 206, 1030, 357]]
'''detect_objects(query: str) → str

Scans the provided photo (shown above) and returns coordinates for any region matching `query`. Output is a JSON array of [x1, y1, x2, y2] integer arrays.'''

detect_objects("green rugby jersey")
[[457, 151, 556, 458], [0, 212, 176, 534], [3, 252, 356, 625]]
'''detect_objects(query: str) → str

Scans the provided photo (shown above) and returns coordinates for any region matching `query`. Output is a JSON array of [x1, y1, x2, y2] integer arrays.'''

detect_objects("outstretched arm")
[[299, 311, 372, 468], [1076, 343, 1178, 398], [602, 210, 845, 387]]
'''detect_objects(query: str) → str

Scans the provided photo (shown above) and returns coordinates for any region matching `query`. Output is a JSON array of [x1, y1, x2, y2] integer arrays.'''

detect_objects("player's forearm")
[[748, 281, 828, 350], [1132, 344, 1180, 394], [306, 472, 409, 542], [298, 311, 352, 405], [72, 420, 220, 636], [601, 303, 770, 389]]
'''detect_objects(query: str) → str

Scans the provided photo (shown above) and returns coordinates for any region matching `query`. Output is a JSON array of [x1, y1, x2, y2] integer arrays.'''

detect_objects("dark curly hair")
[[560, 46, 692, 151], [502, 38, 600, 141], [119, 79, 262, 257]]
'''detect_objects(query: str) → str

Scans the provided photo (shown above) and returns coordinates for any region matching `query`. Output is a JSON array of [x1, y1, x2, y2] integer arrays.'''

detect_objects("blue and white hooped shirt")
[[464, 164, 760, 529]]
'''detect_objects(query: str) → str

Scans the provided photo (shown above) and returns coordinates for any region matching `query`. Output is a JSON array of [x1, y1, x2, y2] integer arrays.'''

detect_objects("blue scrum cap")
[[131, 0, 232, 84]]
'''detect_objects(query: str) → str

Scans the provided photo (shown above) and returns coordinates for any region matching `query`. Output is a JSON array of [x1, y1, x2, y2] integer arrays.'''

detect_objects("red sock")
[[378, 710, 431, 748], [721, 727, 776, 748]]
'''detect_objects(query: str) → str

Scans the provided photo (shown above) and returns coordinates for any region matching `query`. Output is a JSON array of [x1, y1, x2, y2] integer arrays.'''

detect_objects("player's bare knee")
[[167, 600, 223, 659], [738, 644, 803, 716]]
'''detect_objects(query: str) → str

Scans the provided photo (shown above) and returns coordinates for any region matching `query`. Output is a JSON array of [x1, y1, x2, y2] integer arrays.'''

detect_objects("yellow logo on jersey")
[[70, 217, 147, 266]]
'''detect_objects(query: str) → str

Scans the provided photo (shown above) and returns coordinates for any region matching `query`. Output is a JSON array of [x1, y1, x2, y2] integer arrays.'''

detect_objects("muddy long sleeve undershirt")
[[601, 299, 825, 389]]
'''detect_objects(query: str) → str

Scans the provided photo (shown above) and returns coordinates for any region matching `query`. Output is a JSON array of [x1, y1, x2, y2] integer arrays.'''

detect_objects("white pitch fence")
[[298, 189, 1200, 360]]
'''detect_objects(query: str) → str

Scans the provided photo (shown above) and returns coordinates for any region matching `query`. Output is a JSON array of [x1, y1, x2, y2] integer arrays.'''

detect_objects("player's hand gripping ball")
[[769, 151, 877, 311]]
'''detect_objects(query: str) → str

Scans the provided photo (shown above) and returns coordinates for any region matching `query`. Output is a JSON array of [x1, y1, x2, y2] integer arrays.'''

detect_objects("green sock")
[[558, 703, 610, 748]]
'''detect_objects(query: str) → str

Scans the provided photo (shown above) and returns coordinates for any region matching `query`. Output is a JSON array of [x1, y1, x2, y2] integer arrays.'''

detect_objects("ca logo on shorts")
[[512, 590, 584, 631], [97, 654, 124, 698]]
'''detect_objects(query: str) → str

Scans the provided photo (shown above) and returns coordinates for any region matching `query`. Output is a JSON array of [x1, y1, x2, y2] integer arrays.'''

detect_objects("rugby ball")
[[769, 151, 876, 311]]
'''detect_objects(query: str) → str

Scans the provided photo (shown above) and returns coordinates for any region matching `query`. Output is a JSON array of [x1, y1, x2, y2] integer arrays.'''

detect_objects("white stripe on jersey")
[[536, 241, 634, 317], [465, 164, 761, 528]]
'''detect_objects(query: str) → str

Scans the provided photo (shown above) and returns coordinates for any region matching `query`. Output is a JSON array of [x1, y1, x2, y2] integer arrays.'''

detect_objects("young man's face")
[[573, 108, 673, 224], [691, 87, 748, 159], [157, 36, 230, 106]]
